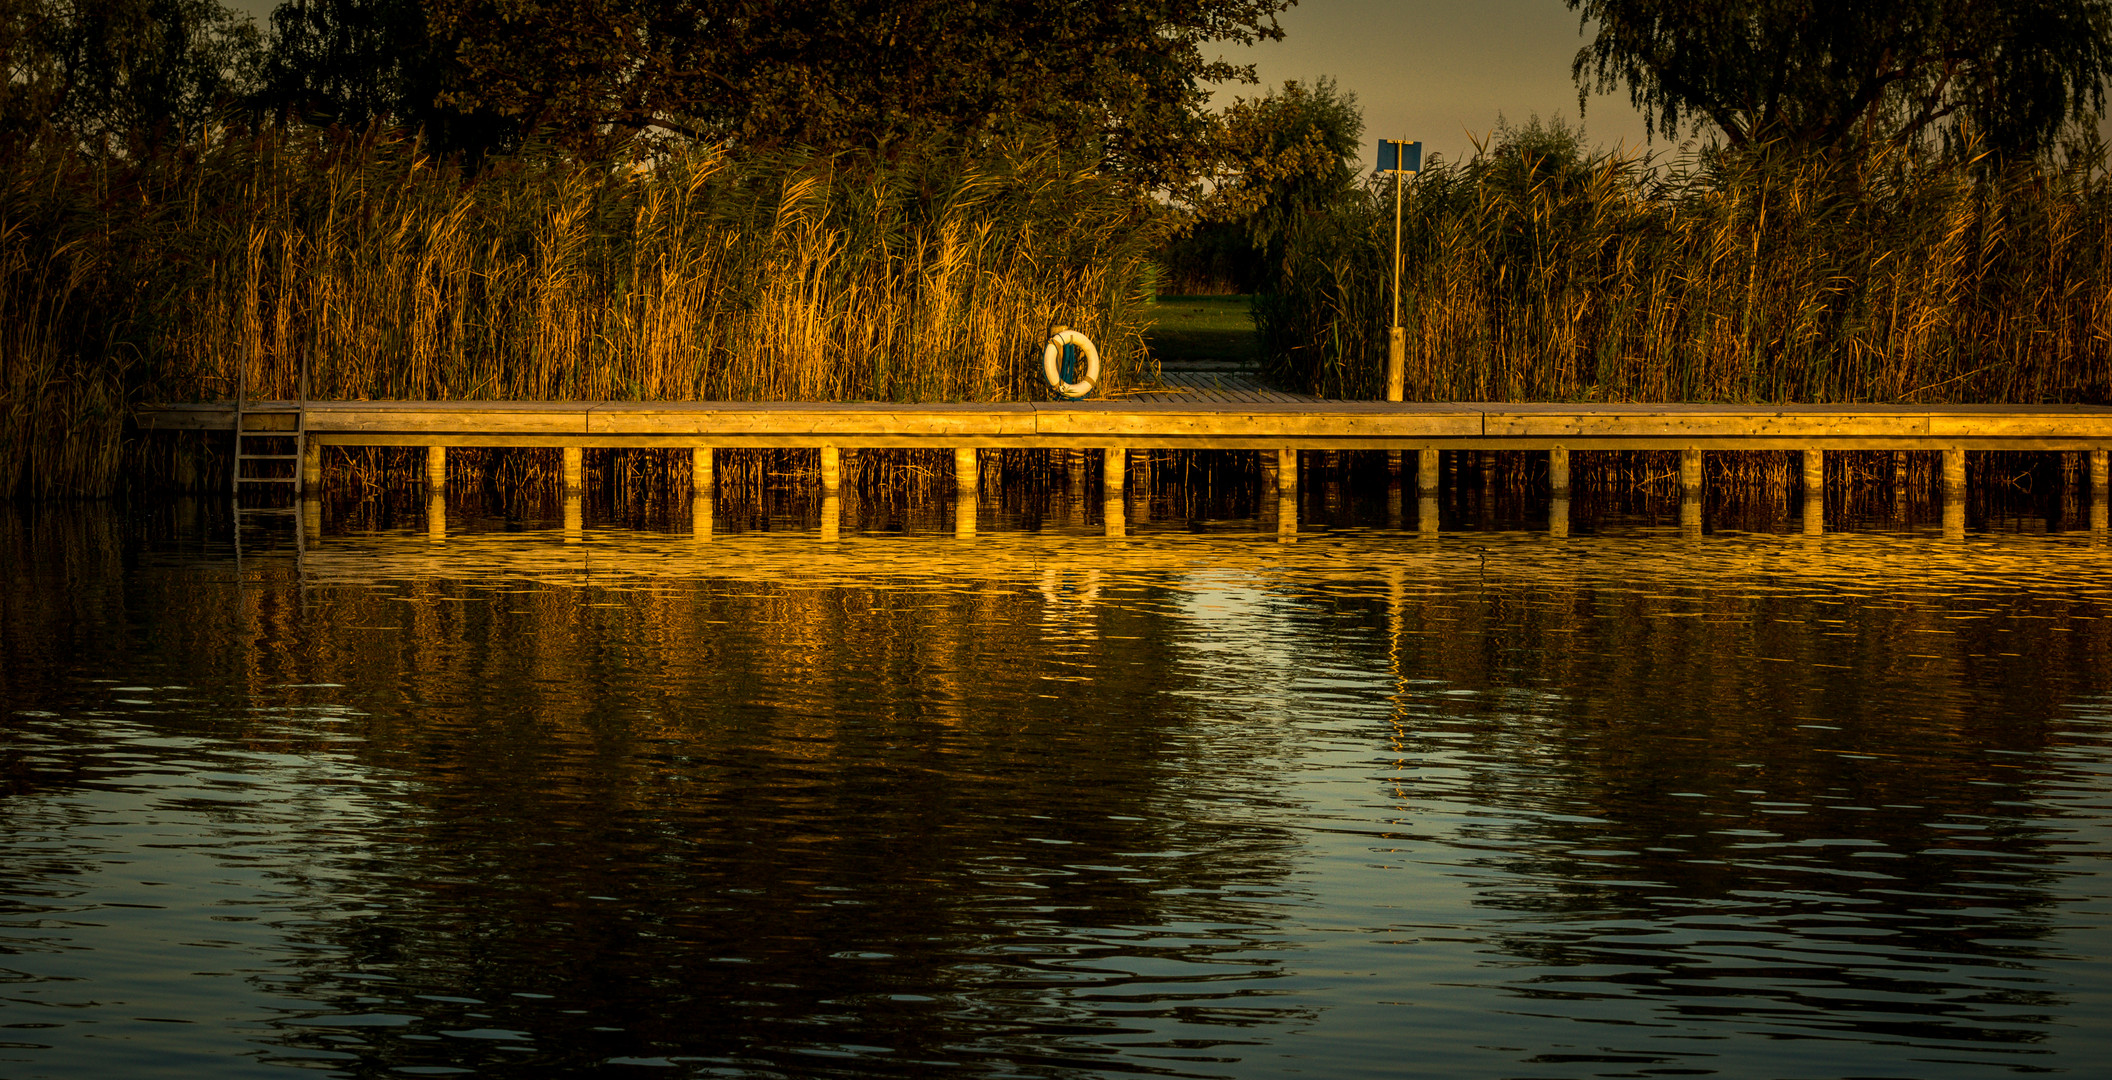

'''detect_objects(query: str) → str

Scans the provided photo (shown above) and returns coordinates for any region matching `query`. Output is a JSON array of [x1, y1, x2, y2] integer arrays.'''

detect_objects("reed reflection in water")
[[3, 501, 2111, 1079]]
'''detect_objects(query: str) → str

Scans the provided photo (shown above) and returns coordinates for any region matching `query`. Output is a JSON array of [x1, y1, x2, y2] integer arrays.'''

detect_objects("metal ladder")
[[231, 362, 308, 564]]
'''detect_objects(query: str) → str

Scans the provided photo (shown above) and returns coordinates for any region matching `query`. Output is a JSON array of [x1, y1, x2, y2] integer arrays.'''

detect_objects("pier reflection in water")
[[4, 489, 2112, 1079]]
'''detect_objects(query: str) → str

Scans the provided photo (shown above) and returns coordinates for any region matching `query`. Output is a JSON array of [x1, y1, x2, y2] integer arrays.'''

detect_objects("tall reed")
[[1, 130, 1158, 496], [1262, 135, 2112, 405]]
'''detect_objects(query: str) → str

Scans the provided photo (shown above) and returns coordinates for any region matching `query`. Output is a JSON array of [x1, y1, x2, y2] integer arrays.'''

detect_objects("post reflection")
[[951, 495, 973, 540]]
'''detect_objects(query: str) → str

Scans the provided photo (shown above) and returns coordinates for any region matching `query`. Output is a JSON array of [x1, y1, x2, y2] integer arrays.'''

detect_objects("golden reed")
[[1260, 137, 2112, 407], [1, 130, 1157, 497]]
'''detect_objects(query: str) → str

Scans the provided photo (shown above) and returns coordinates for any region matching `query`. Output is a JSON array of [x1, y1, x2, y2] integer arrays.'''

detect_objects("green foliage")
[[1568, 0, 2112, 156], [0, 131, 1160, 496], [1162, 78, 1363, 294], [0, 0, 261, 152], [256, 0, 1292, 182], [1259, 127, 2112, 405]]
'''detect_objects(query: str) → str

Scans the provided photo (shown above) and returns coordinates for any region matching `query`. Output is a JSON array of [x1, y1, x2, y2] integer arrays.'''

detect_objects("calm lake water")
[[5, 480, 2112, 1078]]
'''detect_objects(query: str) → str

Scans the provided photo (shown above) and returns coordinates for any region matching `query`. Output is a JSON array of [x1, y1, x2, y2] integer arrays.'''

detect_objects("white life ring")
[[1042, 329, 1100, 399]]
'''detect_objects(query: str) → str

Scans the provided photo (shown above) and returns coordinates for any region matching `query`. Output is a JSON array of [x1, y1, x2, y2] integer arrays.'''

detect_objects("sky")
[[1211, 0, 1657, 170]]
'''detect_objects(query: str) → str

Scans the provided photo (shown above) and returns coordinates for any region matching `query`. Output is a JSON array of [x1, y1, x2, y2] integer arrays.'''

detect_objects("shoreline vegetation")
[[1254, 128, 2112, 406], [1, 133, 1157, 498]]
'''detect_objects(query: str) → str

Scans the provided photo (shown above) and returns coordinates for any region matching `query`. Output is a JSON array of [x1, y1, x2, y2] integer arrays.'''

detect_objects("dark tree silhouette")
[[1567, 0, 2112, 155]]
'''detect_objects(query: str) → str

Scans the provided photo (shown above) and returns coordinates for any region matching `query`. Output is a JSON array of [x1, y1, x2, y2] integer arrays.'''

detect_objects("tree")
[[1567, 0, 2112, 156], [264, 0, 1292, 181], [1205, 78, 1362, 262], [2, 0, 260, 152]]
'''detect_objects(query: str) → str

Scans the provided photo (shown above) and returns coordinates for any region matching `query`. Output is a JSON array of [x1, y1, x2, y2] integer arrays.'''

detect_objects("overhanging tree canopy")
[[1567, 0, 2112, 155], [265, 0, 1293, 184]]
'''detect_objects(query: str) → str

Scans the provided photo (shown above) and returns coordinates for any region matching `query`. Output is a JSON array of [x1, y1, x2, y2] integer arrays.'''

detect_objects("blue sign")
[[1377, 140, 1422, 173]]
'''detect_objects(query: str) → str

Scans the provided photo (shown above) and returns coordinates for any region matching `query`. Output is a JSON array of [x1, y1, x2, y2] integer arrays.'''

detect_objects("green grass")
[[1143, 295, 1261, 366]]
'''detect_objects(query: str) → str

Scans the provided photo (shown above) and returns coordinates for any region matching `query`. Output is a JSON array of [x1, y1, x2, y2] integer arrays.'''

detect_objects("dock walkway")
[[137, 396, 2112, 540]]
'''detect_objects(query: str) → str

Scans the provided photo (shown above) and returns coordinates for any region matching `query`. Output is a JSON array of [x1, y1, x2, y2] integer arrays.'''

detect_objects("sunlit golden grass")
[[1, 131, 1157, 496], [1261, 142, 2112, 405]]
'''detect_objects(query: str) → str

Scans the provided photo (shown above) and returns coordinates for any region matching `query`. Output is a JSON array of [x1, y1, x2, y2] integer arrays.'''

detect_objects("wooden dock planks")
[[138, 398, 2112, 451]]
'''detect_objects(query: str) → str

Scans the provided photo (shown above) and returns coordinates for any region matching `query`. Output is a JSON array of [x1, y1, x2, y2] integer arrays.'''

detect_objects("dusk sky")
[[1215, 0, 1657, 169]]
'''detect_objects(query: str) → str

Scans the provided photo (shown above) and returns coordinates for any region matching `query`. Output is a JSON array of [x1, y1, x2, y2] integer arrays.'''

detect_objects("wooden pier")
[[137, 398, 2112, 540]]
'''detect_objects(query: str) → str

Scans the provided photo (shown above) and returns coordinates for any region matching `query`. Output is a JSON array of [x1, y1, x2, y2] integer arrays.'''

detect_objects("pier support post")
[[692, 493, 712, 542], [1417, 449, 1439, 497], [2091, 449, 2109, 536], [692, 447, 713, 496], [562, 447, 584, 494], [1892, 451, 1909, 489], [1103, 447, 1126, 498], [1679, 447, 1703, 493], [1419, 495, 1439, 540], [1802, 448, 1824, 497], [301, 440, 322, 494], [426, 445, 447, 493], [1941, 447, 1967, 540], [1549, 446, 1570, 497], [1680, 491, 1702, 541], [1277, 448, 1298, 498], [953, 495, 975, 540], [954, 446, 978, 499], [820, 445, 841, 495], [1550, 496, 1570, 540], [1387, 327, 1405, 402], [427, 494, 446, 542], [302, 497, 321, 543]]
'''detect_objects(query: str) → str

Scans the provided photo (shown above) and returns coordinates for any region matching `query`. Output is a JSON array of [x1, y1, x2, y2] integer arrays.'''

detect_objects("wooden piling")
[[1802, 449, 1824, 496], [1679, 447, 1702, 492], [2091, 449, 2109, 534], [1278, 448, 1298, 497], [426, 445, 447, 492], [1417, 449, 1439, 496], [954, 446, 977, 498], [302, 441, 322, 492], [1549, 446, 1570, 496], [1103, 447, 1126, 498], [820, 445, 841, 495], [562, 447, 583, 494], [1941, 448, 1966, 496]]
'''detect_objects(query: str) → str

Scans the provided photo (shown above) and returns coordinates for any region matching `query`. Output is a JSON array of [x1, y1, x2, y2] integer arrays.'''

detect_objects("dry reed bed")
[[1, 132, 1157, 497], [1261, 140, 2112, 405]]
